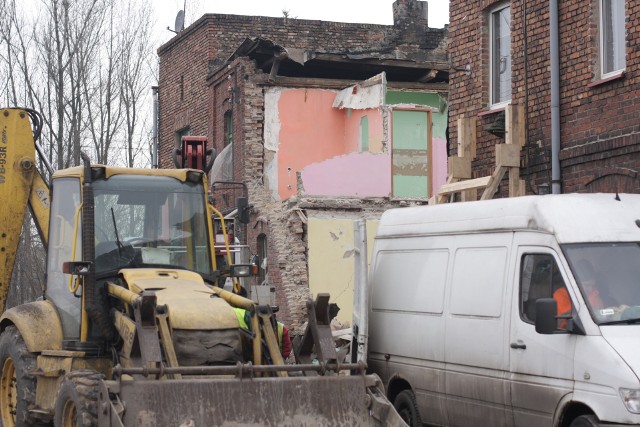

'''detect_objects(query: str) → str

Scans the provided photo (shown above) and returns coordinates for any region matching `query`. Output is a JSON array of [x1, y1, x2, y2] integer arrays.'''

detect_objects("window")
[[175, 126, 190, 149], [490, 4, 511, 106], [222, 110, 234, 180], [600, 0, 625, 77], [257, 233, 267, 285], [520, 254, 569, 327], [46, 178, 82, 338], [224, 110, 233, 147], [360, 116, 369, 152]]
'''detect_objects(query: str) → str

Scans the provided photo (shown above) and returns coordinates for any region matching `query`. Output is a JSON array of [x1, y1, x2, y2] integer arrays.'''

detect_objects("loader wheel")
[[54, 370, 103, 427], [394, 389, 422, 427], [0, 325, 45, 426]]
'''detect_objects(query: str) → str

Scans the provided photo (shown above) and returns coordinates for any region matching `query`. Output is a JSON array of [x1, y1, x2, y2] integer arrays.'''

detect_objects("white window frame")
[[600, 0, 626, 78], [489, 3, 512, 108]]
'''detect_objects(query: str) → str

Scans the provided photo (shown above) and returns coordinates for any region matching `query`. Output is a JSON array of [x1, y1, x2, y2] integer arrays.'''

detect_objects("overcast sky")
[[155, 0, 450, 45]]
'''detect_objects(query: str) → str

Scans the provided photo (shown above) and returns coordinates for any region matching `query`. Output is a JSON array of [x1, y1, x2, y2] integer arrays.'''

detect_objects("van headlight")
[[620, 388, 640, 413]]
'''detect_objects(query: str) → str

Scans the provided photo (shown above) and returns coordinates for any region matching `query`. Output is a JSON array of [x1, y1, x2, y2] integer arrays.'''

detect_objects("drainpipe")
[[152, 86, 159, 169], [550, 0, 561, 193]]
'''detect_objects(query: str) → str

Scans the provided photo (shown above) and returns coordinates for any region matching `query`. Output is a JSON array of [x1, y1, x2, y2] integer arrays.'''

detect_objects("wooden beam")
[[508, 167, 521, 197], [434, 175, 456, 204], [480, 166, 508, 200], [506, 104, 526, 147], [496, 144, 521, 167], [439, 176, 492, 195], [457, 117, 477, 159], [449, 157, 471, 179]]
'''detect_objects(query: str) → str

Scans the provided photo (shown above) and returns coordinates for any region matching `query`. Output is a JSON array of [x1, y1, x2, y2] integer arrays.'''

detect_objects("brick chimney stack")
[[393, 0, 428, 28]]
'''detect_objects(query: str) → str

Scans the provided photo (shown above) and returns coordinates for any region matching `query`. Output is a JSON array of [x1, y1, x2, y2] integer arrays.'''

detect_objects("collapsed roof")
[[218, 37, 449, 84]]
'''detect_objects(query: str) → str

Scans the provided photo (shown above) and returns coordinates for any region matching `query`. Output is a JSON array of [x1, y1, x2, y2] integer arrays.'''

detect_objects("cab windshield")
[[93, 174, 212, 277], [563, 243, 640, 325]]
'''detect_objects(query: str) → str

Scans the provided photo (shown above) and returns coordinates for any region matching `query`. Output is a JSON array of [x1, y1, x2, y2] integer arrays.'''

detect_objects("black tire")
[[0, 325, 47, 426], [393, 389, 422, 427], [569, 414, 599, 427], [53, 371, 103, 427]]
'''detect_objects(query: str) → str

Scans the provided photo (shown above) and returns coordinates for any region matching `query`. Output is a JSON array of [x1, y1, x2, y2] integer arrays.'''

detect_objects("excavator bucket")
[[99, 370, 405, 427]]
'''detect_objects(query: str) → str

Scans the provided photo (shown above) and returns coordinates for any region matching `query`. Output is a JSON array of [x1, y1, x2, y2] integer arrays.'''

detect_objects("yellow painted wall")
[[308, 218, 379, 325]]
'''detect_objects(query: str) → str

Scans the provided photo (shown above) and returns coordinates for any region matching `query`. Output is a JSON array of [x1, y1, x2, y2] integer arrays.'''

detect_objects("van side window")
[[520, 254, 570, 326]]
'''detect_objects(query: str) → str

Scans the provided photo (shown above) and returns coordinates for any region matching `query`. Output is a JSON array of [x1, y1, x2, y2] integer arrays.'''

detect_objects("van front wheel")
[[394, 389, 422, 427], [570, 415, 599, 427]]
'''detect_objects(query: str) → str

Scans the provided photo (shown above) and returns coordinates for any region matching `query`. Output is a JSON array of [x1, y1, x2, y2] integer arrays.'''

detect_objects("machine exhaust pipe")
[[80, 152, 116, 343]]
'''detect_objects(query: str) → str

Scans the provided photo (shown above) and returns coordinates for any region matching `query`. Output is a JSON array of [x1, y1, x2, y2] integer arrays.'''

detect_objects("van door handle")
[[510, 341, 527, 350]]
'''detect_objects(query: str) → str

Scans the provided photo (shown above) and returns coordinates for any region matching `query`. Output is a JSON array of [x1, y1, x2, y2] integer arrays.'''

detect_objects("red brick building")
[[448, 0, 640, 194], [157, 1, 448, 328]]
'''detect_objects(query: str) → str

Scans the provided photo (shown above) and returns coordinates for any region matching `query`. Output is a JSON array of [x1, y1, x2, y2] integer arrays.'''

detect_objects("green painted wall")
[[391, 110, 429, 198], [386, 91, 448, 139]]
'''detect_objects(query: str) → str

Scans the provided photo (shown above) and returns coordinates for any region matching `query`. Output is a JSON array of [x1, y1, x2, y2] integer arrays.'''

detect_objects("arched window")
[[257, 233, 267, 284]]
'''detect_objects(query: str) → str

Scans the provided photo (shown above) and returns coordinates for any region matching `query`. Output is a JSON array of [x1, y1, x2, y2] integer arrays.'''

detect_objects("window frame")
[[519, 252, 571, 331], [489, 3, 512, 109], [599, 0, 626, 78]]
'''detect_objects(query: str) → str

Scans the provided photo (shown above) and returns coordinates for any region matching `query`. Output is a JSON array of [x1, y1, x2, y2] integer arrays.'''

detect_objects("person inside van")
[[552, 273, 571, 328], [574, 259, 629, 320]]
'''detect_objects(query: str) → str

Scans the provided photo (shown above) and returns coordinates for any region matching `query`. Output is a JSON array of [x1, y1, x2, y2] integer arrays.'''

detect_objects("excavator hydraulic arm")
[[0, 108, 50, 312]]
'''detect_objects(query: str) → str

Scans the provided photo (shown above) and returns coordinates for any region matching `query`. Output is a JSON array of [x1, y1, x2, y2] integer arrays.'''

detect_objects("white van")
[[365, 194, 640, 427]]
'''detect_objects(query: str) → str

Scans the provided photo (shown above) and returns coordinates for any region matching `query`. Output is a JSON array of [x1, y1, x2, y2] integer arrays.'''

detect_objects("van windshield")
[[563, 243, 640, 325]]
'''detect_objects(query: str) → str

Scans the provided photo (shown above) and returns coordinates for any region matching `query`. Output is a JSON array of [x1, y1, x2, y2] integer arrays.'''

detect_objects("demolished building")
[[157, 0, 449, 329]]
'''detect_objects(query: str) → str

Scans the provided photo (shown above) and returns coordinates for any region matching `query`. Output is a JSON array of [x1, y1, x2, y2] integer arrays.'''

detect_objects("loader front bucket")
[[99, 368, 406, 426]]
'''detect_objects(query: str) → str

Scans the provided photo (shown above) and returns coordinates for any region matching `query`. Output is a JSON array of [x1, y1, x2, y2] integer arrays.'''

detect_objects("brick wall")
[[158, 10, 447, 168], [449, 0, 640, 194]]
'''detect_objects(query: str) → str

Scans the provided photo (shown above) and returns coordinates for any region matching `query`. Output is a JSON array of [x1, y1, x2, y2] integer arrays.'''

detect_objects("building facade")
[[448, 0, 640, 195], [157, 0, 449, 329]]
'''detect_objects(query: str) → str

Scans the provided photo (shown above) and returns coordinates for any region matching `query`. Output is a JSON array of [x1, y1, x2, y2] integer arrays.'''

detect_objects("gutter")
[[550, 0, 562, 193]]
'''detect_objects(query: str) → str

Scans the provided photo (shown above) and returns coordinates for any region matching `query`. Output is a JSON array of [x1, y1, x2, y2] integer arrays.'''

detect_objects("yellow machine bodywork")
[[0, 109, 49, 312], [0, 300, 63, 352], [121, 269, 239, 330]]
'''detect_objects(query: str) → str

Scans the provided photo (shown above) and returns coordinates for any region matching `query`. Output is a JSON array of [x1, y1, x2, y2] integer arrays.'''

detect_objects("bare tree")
[[0, 0, 155, 302]]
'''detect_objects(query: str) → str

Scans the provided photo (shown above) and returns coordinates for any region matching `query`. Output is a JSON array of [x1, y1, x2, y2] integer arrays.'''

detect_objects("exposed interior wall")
[[264, 86, 449, 201], [265, 87, 392, 200], [307, 217, 380, 325]]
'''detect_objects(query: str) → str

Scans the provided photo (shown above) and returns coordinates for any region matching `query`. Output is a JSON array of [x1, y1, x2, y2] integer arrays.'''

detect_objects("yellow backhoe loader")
[[0, 108, 404, 426]]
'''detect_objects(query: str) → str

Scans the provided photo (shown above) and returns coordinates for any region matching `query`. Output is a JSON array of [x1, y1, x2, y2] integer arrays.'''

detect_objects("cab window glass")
[[520, 254, 569, 326]]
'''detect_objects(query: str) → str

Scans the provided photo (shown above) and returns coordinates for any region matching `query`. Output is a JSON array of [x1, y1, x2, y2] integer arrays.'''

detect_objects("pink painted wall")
[[278, 89, 345, 199], [300, 152, 391, 197], [343, 109, 384, 153]]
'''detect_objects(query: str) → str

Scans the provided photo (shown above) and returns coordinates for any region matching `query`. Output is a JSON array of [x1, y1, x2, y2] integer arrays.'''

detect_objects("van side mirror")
[[535, 298, 558, 334]]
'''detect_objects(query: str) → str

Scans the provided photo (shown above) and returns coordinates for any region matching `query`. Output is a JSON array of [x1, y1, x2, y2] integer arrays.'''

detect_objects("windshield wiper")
[[110, 207, 124, 257], [599, 317, 640, 326]]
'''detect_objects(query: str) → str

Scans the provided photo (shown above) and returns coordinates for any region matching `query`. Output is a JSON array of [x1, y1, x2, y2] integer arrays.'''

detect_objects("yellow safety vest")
[[234, 308, 283, 348]]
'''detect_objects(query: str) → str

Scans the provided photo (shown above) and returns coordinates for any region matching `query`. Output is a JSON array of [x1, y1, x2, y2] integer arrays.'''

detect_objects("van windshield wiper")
[[599, 317, 640, 326]]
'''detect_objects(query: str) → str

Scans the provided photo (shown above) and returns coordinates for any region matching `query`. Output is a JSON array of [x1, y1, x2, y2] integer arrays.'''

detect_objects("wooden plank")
[[449, 157, 471, 179], [506, 104, 526, 147], [457, 117, 477, 159], [435, 175, 457, 204], [496, 144, 521, 167], [480, 166, 508, 200], [439, 176, 492, 195], [461, 188, 477, 202], [508, 167, 520, 197]]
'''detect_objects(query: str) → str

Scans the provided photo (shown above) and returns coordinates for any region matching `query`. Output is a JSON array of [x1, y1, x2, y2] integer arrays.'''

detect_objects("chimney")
[[393, 0, 428, 28]]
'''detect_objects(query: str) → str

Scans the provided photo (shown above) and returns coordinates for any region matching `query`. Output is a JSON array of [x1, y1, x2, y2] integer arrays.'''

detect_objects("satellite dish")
[[175, 10, 185, 32]]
